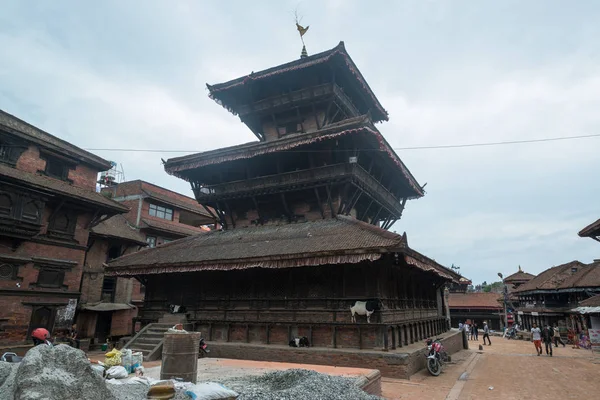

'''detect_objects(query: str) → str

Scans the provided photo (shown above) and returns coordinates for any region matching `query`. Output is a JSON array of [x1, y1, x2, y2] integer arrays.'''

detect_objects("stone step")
[[130, 349, 150, 356], [130, 343, 157, 351], [135, 338, 163, 346]]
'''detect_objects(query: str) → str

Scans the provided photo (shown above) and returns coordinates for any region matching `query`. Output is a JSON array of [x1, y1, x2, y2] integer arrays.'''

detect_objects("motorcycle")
[[506, 327, 517, 340], [199, 337, 210, 358], [425, 338, 448, 376], [1, 352, 23, 363]]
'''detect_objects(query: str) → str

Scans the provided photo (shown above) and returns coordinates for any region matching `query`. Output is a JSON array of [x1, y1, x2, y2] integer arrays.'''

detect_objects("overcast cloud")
[[1, 0, 599, 283]]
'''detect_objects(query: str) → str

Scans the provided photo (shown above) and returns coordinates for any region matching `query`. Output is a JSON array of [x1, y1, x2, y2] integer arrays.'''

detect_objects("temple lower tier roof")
[[106, 215, 457, 282]]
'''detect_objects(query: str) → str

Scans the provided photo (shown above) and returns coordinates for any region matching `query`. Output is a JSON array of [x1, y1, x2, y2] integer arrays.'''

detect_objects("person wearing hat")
[[31, 328, 53, 347]]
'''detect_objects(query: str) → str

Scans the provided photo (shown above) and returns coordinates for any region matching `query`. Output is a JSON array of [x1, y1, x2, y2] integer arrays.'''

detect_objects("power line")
[[80, 133, 600, 153], [3, 133, 599, 153]]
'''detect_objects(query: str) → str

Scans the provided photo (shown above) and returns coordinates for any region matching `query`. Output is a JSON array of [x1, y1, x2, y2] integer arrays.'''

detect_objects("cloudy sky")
[[1, 0, 599, 284]]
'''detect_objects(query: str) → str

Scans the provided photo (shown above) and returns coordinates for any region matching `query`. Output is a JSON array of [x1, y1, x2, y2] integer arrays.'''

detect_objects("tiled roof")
[[91, 214, 147, 245], [106, 216, 453, 280], [141, 188, 212, 218], [514, 261, 600, 293], [579, 294, 600, 307], [579, 218, 600, 238], [140, 218, 205, 237], [0, 163, 128, 213], [165, 116, 424, 198], [0, 109, 111, 170], [504, 270, 535, 283], [207, 42, 388, 123], [448, 293, 503, 309]]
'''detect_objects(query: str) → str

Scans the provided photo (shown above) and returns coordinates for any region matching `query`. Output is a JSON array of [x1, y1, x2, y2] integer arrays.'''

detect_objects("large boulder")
[[14, 344, 116, 400]]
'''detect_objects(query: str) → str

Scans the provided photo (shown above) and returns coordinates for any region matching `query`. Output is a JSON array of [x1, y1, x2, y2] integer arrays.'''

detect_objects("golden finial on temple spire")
[[295, 10, 309, 58]]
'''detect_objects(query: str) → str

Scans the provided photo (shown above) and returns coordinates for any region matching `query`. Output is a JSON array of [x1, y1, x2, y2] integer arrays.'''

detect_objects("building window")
[[149, 204, 173, 220], [0, 143, 9, 163], [48, 211, 77, 240], [36, 269, 65, 288], [0, 194, 12, 217], [101, 277, 116, 302], [107, 245, 121, 261], [43, 156, 69, 180], [0, 263, 18, 280], [146, 236, 156, 248]]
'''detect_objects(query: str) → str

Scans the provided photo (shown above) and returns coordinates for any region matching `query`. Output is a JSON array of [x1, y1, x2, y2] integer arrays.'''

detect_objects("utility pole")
[[498, 272, 509, 337]]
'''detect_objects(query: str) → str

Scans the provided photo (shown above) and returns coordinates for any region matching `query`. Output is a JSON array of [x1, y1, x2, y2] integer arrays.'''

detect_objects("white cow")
[[350, 300, 382, 323]]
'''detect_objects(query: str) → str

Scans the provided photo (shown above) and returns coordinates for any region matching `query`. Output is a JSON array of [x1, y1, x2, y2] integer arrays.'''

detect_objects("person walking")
[[531, 323, 542, 356], [542, 324, 554, 356], [473, 322, 479, 341], [483, 322, 491, 345], [465, 322, 470, 340], [553, 325, 566, 347]]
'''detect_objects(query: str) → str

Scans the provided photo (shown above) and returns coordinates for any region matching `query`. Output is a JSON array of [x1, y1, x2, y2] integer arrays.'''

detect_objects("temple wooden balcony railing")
[[236, 83, 360, 118], [195, 163, 405, 217]]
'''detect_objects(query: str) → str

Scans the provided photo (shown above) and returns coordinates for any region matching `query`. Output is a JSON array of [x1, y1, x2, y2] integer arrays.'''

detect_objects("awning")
[[570, 306, 600, 315], [80, 303, 136, 312]]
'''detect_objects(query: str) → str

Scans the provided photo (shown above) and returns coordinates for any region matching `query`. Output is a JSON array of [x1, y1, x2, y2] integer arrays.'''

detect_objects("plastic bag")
[[104, 348, 122, 367], [185, 382, 239, 400], [106, 365, 128, 379], [131, 351, 143, 372], [122, 349, 133, 373]]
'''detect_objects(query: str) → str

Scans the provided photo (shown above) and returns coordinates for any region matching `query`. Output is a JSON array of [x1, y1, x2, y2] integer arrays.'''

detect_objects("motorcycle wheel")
[[427, 358, 441, 376]]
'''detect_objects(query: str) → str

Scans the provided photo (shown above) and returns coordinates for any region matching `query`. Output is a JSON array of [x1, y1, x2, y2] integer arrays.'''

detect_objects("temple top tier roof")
[[206, 41, 389, 123]]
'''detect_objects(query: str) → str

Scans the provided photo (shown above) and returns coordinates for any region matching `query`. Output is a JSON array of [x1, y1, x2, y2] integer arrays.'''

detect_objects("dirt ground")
[[382, 337, 600, 399]]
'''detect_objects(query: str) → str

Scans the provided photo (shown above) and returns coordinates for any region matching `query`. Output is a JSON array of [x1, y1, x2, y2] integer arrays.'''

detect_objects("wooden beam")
[[337, 183, 351, 214], [312, 103, 321, 130], [346, 188, 363, 216], [224, 202, 236, 228], [48, 199, 66, 223], [342, 187, 359, 215], [313, 188, 325, 219], [86, 208, 101, 229], [372, 206, 383, 225], [296, 107, 305, 133], [325, 185, 335, 217], [361, 199, 374, 221], [322, 99, 334, 127], [252, 196, 263, 225], [280, 193, 291, 221]]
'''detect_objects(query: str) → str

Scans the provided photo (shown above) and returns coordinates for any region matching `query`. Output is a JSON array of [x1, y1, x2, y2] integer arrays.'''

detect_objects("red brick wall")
[[68, 164, 98, 190], [110, 309, 137, 337], [15, 146, 45, 173]]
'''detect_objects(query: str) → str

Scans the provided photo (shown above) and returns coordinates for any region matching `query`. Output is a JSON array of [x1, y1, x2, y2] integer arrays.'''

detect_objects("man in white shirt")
[[531, 323, 542, 356]]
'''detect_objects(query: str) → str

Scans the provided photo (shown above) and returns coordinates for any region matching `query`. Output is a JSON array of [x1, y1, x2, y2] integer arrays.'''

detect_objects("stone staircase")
[[122, 323, 172, 361], [123, 313, 190, 361]]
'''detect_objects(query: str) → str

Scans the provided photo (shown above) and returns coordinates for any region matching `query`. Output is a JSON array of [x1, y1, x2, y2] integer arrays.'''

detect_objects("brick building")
[[514, 260, 600, 329], [448, 292, 503, 330], [77, 214, 147, 343], [76, 180, 216, 343], [107, 42, 461, 374], [0, 109, 128, 345], [100, 180, 215, 248]]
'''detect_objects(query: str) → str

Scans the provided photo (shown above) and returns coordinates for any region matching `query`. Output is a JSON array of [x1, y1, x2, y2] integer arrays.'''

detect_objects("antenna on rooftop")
[[294, 10, 309, 58], [97, 161, 125, 191]]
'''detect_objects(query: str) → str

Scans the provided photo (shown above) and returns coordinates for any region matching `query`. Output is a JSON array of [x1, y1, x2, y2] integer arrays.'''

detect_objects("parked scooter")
[[1, 352, 23, 363], [425, 337, 448, 376], [506, 327, 517, 340]]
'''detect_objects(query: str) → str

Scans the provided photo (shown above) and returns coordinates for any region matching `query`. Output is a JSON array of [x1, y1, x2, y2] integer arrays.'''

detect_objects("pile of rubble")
[[0, 345, 381, 400]]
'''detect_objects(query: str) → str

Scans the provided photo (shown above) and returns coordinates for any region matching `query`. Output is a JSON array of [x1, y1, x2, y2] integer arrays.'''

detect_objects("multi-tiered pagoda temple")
[[107, 42, 460, 376]]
